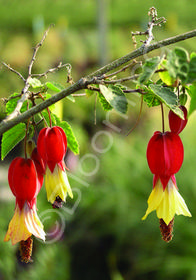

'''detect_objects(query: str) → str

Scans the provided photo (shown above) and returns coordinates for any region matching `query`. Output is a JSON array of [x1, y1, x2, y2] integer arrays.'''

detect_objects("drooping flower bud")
[[37, 126, 67, 172], [146, 131, 184, 189], [169, 106, 188, 134]]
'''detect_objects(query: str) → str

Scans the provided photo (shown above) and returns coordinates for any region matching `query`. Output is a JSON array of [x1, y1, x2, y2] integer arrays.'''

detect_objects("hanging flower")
[[4, 157, 45, 245], [169, 106, 188, 134], [142, 131, 191, 235], [37, 126, 73, 204]]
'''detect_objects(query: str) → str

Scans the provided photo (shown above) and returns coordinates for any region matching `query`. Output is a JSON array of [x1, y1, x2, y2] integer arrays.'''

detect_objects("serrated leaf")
[[167, 47, 189, 84], [187, 56, 196, 84], [52, 114, 79, 155], [139, 56, 161, 84], [46, 82, 75, 102], [149, 84, 183, 118], [98, 92, 113, 111], [6, 93, 32, 115], [28, 77, 42, 88], [187, 84, 196, 116], [99, 84, 128, 114], [1, 123, 26, 160]]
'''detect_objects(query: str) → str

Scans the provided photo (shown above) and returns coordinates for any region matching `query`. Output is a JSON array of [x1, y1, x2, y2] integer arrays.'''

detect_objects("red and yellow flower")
[[4, 157, 45, 245], [37, 126, 73, 204], [142, 131, 191, 226]]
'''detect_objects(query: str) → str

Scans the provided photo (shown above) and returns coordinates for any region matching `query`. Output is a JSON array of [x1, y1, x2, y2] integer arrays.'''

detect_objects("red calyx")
[[8, 157, 39, 209], [169, 106, 188, 134], [146, 131, 184, 189], [37, 126, 67, 173]]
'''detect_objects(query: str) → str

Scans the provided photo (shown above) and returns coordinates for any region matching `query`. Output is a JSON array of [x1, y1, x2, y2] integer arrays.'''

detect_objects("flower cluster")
[[4, 126, 72, 262], [142, 106, 191, 241]]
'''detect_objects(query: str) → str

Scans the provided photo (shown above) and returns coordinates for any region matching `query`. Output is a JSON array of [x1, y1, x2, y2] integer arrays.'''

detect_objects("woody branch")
[[0, 27, 196, 135]]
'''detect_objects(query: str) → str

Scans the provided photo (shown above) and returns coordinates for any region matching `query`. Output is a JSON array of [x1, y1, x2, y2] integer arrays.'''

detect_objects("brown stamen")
[[19, 236, 33, 263], [159, 218, 174, 242], [52, 196, 63, 209]]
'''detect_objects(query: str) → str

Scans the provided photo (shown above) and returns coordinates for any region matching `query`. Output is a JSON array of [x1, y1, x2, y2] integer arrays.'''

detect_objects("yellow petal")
[[58, 166, 73, 199], [4, 203, 45, 245], [156, 186, 175, 225], [45, 165, 73, 203], [142, 180, 164, 220], [171, 181, 192, 217]]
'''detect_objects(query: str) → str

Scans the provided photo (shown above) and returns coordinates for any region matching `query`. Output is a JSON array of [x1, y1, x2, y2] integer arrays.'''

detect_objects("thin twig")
[[5, 91, 31, 121], [2, 62, 26, 82], [72, 93, 87, 97], [1, 93, 22, 104], [123, 89, 145, 94], [103, 75, 139, 84], [101, 61, 138, 79], [28, 24, 54, 76], [4, 25, 53, 122], [31, 63, 72, 79]]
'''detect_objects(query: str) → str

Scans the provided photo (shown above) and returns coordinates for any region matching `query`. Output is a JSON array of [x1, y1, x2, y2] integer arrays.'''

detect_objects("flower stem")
[[126, 96, 143, 136], [24, 118, 30, 159], [39, 93, 52, 127], [160, 102, 165, 133]]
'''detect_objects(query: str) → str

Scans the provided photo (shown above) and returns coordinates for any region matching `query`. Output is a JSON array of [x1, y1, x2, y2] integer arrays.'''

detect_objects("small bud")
[[169, 106, 188, 134]]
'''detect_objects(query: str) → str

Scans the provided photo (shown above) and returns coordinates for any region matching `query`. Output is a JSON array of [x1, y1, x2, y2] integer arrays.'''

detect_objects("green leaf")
[[53, 114, 79, 155], [139, 56, 161, 85], [99, 84, 128, 114], [149, 84, 183, 118], [46, 82, 75, 102], [158, 60, 176, 86], [28, 77, 42, 88], [85, 88, 95, 97], [46, 81, 64, 92], [190, 52, 196, 59], [6, 93, 32, 115], [1, 123, 26, 160], [167, 47, 189, 84], [187, 84, 196, 116], [98, 92, 113, 111], [187, 56, 196, 84], [141, 86, 161, 107]]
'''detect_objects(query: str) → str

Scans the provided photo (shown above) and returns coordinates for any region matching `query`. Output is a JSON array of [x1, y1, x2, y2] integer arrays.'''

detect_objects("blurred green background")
[[0, 0, 196, 279]]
